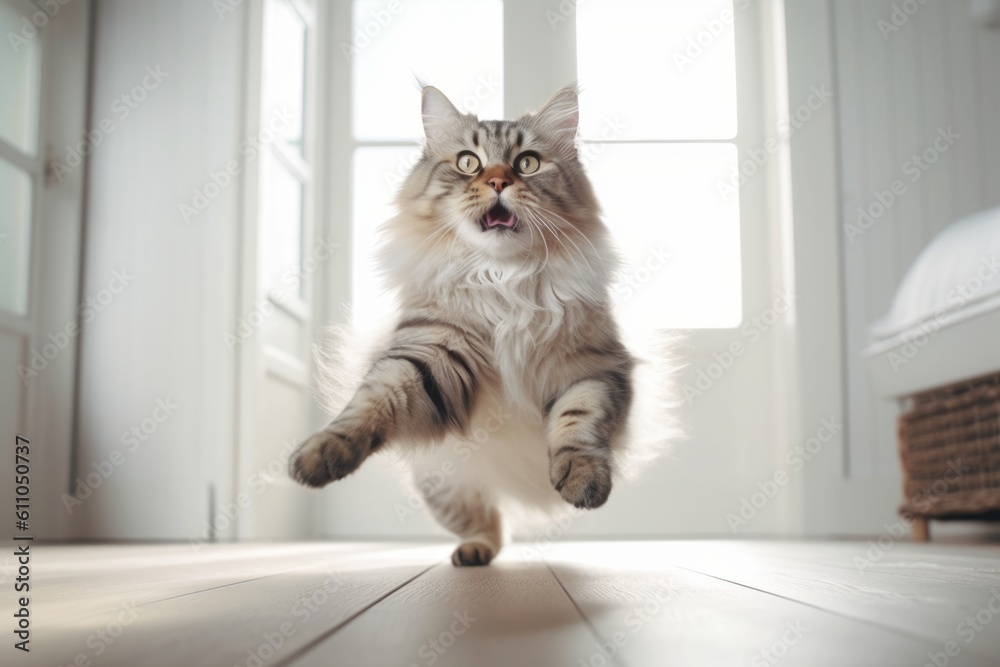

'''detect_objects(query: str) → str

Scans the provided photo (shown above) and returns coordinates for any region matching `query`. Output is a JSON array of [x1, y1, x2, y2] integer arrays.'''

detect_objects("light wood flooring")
[[5, 540, 1000, 666]]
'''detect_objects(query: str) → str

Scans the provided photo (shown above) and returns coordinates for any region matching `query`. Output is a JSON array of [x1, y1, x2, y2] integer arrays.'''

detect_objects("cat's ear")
[[421, 86, 462, 145], [531, 85, 580, 155]]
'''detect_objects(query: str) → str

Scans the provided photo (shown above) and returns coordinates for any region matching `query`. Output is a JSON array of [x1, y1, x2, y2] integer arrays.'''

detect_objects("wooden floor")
[[7, 540, 1000, 666]]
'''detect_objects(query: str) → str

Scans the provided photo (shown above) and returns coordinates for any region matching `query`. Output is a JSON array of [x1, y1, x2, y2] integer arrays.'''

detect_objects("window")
[[348, 0, 742, 330], [578, 0, 741, 330], [0, 0, 42, 316], [350, 0, 503, 326], [259, 0, 312, 300]]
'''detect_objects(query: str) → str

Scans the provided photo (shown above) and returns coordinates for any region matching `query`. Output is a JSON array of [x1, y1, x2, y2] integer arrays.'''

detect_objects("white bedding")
[[870, 205, 1000, 344]]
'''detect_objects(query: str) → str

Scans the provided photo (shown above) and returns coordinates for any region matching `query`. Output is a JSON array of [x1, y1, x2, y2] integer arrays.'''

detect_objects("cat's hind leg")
[[421, 483, 502, 567]]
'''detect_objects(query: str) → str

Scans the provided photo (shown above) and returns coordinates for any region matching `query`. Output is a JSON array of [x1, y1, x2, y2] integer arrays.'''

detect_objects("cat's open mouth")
[[479, 203, 519, 232]]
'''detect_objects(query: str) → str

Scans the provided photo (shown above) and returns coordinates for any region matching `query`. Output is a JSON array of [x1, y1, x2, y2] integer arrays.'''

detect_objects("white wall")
[[74, 0, 244, 540], [832, 0, 1000, 482]]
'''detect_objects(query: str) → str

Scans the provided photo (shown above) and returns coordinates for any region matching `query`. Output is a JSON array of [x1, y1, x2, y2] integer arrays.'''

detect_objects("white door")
[[234, 0, 328, 539], [0, 0, 89, 540], [318, 0, 799, 538]]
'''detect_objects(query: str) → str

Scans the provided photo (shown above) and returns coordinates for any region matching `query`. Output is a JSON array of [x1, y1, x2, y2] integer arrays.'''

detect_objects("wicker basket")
[[898, 372, 1000, 525]]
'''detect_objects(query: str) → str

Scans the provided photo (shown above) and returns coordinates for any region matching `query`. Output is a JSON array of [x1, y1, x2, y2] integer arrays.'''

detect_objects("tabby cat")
[[290, 85, 644, 566]]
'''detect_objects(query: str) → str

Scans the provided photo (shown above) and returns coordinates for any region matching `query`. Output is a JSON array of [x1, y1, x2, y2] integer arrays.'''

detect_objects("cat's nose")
[[487, 176, 511, 192]]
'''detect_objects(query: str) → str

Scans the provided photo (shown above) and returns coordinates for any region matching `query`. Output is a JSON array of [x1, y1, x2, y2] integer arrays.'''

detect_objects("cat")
[[290, 84, 662, 566]]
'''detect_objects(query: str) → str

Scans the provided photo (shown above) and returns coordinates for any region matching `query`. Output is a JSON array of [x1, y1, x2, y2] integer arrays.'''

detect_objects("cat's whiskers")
[[520, 209, 551, 275], [521, 215, 543, 274], [531, 203, 608, 274], [523, 208, 573, 269], [444, 227, 463, 264], [524, 205, 594, 275]]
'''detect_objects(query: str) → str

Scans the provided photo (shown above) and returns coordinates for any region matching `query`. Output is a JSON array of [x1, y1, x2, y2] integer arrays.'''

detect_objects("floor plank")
[[656, 541, 1000, 664], [6, 540, 1000, 667], [287, 548, 599, 667], [27, 542, 383, 620], [12, 543, 446, 667], [546, 542, 963, 667]]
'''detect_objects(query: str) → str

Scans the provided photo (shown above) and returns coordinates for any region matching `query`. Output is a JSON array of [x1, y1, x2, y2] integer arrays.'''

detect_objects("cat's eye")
[[514, 151, 541, 175], [456, 151, 481, 174]]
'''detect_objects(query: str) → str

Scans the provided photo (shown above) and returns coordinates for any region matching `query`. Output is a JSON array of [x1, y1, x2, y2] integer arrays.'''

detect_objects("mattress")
[[864, 206, 1000, 398]]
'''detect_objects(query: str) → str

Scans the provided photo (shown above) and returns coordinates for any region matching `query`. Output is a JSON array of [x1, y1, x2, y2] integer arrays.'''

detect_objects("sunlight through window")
[[579, 0, 742, 329]]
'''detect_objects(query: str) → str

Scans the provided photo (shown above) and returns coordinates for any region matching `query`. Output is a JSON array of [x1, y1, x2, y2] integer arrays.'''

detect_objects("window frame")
[[323, 0, 780, 346]]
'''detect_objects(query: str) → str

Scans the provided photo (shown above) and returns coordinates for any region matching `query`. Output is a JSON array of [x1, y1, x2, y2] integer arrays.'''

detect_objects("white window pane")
[[352, 0, 503, 141], [577, 0, 738, 140], [260, 151, 303, 296], [262, 0, 306, 154], [0, 157, 32, 315], [586, 143, 742, 329], [0, 0, 41, 154], [351, 146, 418, 326]]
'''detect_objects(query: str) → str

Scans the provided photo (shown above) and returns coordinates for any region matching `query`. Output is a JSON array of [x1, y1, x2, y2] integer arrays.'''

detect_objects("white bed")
[[864, 206, 1000, 398]]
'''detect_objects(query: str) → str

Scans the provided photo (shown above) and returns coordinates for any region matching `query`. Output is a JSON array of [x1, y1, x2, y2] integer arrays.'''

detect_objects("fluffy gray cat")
[[290, 85, 671, 565]]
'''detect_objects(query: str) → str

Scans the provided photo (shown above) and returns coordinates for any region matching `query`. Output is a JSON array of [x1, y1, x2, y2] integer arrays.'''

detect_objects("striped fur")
[[290, 85, 662, 565]]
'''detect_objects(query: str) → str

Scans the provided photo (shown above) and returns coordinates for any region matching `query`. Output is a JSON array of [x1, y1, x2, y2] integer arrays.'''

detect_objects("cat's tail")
[[312, 311, 395, 419], [614, 329, 688, 481]]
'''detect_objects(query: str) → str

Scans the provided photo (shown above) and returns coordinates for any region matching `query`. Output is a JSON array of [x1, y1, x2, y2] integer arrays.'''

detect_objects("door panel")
[[0, 156, 32, 314], [0, 0, 90, 539], [236, 0, 321, 540]]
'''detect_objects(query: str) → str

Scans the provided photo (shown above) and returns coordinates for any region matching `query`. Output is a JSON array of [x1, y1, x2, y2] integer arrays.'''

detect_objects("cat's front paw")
[[549, 447, 612, 509], [289, 429, 373, 488]]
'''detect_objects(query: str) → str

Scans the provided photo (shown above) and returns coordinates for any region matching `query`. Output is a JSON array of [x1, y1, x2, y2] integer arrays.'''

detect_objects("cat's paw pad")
[[289, 430, 369, 488], [451, 541, 495, 567], [549, 448, 612, 509]]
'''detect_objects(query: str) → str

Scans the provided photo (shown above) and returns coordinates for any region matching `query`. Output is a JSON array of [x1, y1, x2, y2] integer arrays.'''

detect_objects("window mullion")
[[502, 0, 577, 118]]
